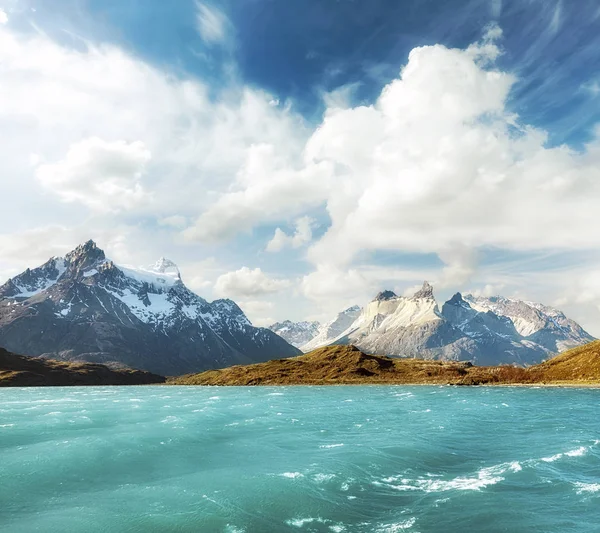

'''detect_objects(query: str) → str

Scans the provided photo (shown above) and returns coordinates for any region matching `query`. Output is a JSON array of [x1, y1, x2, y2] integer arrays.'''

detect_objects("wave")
[[376, 461, 521, 493], [574, 482, 600, 495]]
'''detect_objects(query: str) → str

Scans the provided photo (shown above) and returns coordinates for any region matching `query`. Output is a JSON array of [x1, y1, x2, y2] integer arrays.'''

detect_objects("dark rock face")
[[374, 290, 397, 301], [0, 241, 300, 376]]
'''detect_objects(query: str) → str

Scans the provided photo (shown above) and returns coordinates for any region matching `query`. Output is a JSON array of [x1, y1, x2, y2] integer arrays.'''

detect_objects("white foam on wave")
[[280, 472, 304, 479], [286, 517, 346, 531], [375, 517, 417, 532], [320, 443, 344, 449], [542, 444, 593, 463], [313, 473, 336, 483], [225, 525, 246, 533], [377, 462, 522, 493], [565, 446, 587, 457], [574, 482, 600, 494]]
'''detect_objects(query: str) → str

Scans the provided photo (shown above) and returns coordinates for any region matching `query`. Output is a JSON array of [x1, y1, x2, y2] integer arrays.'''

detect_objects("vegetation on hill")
[[0, 347, 165, 386], [170, 342, 600, 386]]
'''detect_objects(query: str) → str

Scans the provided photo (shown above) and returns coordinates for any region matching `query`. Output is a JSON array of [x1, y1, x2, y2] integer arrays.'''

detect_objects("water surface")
[[1, 386, 599, 532]]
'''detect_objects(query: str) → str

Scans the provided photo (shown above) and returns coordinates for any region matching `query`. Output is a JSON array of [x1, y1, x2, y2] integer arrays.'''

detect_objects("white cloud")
[[266, 216, 314, 252], [549, 1, 562, 34], [183, 142, 330, 241], [237, 300, 275, 326], [0, 9, 7, 24], [158, 215, 188, 229], [0, 22, 307, 251], [214, 267, 291, 298], [195, 2, 229, 44], [36, 137, 151, 212]]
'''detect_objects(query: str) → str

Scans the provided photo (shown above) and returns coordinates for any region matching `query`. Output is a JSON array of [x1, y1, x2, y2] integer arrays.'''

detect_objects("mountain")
[[0, 347, 165, 387], [281, 282, 594, 366], [0, 240, 300, 375], [300, 305, 362, 352], [268, 320, 321, 348], [171, 341, 600, 386], [462, 294, 593, 353]]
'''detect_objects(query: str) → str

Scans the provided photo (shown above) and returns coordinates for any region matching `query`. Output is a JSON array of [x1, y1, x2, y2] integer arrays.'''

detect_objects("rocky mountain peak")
[[374, 290, 397, 301], [65, 239, 106, 272], [446, 292, 466, 305], [413, 281, 434, 300]]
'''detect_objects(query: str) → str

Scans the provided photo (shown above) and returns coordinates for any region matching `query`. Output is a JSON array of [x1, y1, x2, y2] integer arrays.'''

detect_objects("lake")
[[1, 385, 599, 532]]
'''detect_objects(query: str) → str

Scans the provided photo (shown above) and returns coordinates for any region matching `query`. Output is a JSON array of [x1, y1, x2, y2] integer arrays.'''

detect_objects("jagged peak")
[[447, 292, 465, 305], [374, 290, 397, 301], [65, 239, 106, 271], [152, 257, 180, 278], [413, 281, 434, 300]]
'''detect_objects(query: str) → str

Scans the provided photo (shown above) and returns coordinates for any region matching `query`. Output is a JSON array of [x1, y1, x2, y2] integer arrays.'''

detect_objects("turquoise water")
[[1, 386, 599, 532]]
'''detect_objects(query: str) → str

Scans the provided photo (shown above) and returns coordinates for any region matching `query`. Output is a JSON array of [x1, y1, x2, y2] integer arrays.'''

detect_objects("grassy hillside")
[[0, 347, 165, 386], [170, 345, 531, 386], [527, 340, 600, 383], [170, 342, 600, 386]]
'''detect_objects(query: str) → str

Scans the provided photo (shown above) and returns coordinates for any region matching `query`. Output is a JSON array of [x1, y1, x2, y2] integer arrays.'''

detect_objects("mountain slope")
[[463, 294, 594, 353], [0, 240, 300, 375], [528, 340, 600, 382], [300, 305, 362, 352], [268, 320, 321, 348], [0, 347, 165, 386]]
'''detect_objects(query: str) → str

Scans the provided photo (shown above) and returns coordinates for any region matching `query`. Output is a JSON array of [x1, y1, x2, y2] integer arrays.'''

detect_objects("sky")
[[1, 0, 600, 333]]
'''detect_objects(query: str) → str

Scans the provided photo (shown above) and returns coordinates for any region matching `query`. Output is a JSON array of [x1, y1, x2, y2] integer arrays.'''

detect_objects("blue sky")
[[1, 0, 600, 332]]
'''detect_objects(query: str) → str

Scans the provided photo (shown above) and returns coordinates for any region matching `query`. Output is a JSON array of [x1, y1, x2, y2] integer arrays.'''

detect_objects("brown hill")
[[0, 347, 165, 386], [170, 342, 600, 386], [527, 340, 600, 383], [170, 345, 531, 386]]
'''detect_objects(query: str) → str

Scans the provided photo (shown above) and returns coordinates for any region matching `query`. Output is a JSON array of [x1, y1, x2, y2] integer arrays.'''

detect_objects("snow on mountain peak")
[[153, 257, 181, 277]]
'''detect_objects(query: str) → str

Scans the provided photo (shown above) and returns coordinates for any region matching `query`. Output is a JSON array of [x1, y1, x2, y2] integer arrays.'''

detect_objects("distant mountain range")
[[269, 282, 594, 366], [0, 240, 300, 375]]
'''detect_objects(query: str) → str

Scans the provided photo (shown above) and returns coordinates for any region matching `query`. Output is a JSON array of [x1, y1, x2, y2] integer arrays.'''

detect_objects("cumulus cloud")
[[214, 267, 291, 298], [36, 137, 151, 211], [195, 2, 229, 44], [183, 142, 330, 241], [0, 9, 7, 24], [300, 31, 600, 272], [266, 216, 315, 252]]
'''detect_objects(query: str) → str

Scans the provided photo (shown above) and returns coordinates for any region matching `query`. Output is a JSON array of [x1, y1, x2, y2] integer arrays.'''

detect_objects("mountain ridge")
[[270, 282, 594, 366]]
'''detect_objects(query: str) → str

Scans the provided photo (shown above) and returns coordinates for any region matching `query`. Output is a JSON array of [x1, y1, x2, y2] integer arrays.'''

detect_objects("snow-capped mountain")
[[269, 306, 363, 352], [268, 320, 321, 348], [462, 295, 593, 353], [0, 240, 300, 375], [286, 282, 594, 366], [300, 305, 362, 352]]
